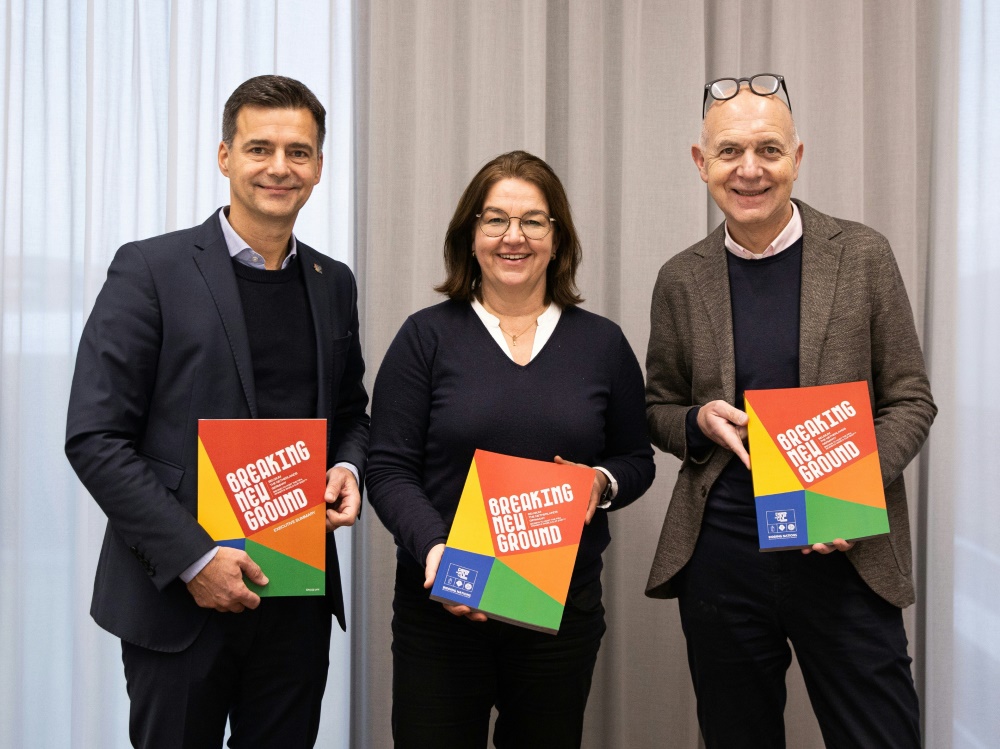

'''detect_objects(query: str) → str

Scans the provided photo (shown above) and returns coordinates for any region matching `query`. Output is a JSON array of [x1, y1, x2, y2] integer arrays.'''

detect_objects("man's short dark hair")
[[222, 75, 326, 151]]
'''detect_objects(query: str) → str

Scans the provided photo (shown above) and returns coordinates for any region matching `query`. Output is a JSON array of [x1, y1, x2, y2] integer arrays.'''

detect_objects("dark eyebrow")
[[243, 138, 315, 154]]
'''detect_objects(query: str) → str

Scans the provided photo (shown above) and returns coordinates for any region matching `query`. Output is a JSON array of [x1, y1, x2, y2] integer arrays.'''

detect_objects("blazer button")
[[701, 486, 708, 497]]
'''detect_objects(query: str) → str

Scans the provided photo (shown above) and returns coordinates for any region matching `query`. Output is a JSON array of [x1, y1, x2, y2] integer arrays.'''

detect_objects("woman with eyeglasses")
[[366, 150, 655, 748]]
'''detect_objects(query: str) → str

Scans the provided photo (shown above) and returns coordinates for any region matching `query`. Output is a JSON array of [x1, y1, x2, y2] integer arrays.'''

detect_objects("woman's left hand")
[[424, 543, 488, 622], [554, 456, 605, 525]]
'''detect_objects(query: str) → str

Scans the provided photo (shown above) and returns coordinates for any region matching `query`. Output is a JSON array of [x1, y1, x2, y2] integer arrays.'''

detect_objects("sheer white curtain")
[[0, 2, 353, 747], [950, 4, 1000, 745], [922, 1, 1000, 747]]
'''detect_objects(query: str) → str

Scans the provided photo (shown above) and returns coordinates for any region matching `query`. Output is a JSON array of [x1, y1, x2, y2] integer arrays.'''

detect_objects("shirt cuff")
[[333, 461, 360, 487], [180, 546, 219, 583], [593, 466, 618, 509]]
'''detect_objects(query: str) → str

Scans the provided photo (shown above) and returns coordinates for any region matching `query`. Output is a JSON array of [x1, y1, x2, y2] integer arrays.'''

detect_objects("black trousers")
[[390, 561, 606, 749], [676, 523, 921, 749], [120, 597, 332, 749]]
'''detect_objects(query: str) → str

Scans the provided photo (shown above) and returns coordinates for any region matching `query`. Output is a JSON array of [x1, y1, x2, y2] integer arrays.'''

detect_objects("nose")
[[736, 151, 763, 179], [267, 151, 290, 177], [503, 217, 525, 242]]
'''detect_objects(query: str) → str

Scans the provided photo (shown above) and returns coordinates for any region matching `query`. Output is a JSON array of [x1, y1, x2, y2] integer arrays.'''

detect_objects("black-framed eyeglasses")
[[702, 74, 792, 118], [476, 208, 556, 240]]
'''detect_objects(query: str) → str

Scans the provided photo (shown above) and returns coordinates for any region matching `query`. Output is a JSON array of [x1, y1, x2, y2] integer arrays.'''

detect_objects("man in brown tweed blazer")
[[644, 76, 936, 748]]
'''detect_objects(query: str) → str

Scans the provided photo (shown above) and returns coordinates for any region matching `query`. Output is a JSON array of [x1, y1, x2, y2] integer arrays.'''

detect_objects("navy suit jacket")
[[66, 211, 369, 651]]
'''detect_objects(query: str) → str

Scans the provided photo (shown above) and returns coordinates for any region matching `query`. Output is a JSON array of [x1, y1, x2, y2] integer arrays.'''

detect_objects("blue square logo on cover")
[[756, 490, 808, 549], [431, 548, 494, 609]]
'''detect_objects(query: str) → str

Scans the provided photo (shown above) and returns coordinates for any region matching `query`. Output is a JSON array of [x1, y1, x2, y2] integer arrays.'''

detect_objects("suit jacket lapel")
[[298, 244, 333, 419], [692, 224, 737, 404], [796, 200, 845, 388], [192, 213, 258, 417]]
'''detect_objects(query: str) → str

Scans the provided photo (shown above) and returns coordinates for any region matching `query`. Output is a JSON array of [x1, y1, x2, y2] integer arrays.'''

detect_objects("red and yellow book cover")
[[745, 382, 889, 551], [197, 419, 327, 596], [430, 450, 596, 634]]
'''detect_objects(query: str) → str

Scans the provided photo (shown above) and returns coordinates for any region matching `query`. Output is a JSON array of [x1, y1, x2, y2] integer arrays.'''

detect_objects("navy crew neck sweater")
[[691, 237, 803, 535], [231, 258, 318, 419]]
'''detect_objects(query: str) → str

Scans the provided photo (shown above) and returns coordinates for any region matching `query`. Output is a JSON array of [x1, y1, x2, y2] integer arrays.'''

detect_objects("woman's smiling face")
[[473, 178, 556, 301]]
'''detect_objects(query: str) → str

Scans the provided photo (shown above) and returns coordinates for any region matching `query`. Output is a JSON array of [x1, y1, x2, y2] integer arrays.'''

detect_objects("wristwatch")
[[595, 466, 617, 509], [599, 481, 614, 506]]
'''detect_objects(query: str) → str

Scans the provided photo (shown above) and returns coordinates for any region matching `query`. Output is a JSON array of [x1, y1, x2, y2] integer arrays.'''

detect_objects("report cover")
[[197, 419, 327, 596], [430, 450, 595, 634], [745, 382, 889, 551]]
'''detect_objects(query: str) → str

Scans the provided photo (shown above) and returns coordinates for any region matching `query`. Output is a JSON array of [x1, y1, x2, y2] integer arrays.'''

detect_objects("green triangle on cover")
[[478, 560, 564, 634], [804, 491, 890, 545], [244, 540, 324, 597]]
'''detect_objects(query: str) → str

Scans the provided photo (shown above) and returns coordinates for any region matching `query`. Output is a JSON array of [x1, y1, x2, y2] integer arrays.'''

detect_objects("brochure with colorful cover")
[[197, 419, 327, 596], [745, 381, 889, 551], [430, 450, 596, 634]]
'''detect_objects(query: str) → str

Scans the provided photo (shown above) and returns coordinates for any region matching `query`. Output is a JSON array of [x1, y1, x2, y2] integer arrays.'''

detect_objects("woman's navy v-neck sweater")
[[366, 300, 656, 587]]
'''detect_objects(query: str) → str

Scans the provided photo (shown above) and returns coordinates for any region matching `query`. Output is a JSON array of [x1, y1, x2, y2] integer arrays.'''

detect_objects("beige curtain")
[[352, 1, 947, 747]]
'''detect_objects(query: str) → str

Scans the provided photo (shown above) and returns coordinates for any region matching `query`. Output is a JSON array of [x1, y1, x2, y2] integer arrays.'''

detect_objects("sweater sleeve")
[[365, 317, 450, 567], [596, 332, 656, 511]]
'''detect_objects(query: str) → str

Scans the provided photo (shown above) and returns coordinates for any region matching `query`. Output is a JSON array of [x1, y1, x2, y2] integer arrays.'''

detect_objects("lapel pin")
[[314, 263, 323, 274]]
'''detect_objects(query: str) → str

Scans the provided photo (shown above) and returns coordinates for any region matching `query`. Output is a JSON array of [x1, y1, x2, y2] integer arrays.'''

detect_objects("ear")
[[314, 150, 324, 184], [791, 141, 804, 181], [218, 141, 230, 178], [691, 144, 709, 184]]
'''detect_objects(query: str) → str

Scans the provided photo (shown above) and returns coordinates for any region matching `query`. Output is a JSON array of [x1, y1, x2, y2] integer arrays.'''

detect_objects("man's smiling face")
[[218, 105, 323, 231], [693, 89, 803, 245]]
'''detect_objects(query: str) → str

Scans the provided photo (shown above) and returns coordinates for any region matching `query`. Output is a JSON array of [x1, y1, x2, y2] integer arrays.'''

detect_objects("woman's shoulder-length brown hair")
[[435, 150, 583, 307]]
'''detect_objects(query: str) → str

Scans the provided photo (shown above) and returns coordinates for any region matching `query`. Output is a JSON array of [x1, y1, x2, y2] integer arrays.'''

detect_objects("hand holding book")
[[696, 400, 750, 469], [553, 455, 605, 524], [185, 546, 268, 612], [801, 538, 855, 556], [324, 466, 361, 530], [424, 542, 488, 622]]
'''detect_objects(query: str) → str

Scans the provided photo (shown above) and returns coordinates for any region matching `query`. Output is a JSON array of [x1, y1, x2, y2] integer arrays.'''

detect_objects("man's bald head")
[[692, 87, 804, 253], [700, 88, 799, 152]]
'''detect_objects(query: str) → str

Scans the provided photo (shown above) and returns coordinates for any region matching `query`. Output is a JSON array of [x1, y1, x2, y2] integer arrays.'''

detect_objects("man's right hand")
[[185, 547, 268, 613], [696, 400, 751, 469]]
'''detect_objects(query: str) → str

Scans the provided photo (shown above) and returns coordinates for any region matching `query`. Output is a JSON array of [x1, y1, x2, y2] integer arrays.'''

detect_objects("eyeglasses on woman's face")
[[476, 208, 556, 240]]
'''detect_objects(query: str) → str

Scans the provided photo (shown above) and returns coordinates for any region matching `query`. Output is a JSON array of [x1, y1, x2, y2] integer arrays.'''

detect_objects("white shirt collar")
[[724, 201, 802, 260], [471, 299, 562, 362], [218, 207, 298, 270]]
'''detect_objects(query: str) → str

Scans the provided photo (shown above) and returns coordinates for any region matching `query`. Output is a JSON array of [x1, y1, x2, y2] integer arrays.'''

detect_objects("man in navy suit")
[[66, 75, 369, 748]]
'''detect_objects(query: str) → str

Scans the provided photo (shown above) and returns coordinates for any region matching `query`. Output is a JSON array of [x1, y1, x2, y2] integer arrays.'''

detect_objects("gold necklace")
[[498, 318, 538, 347]]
